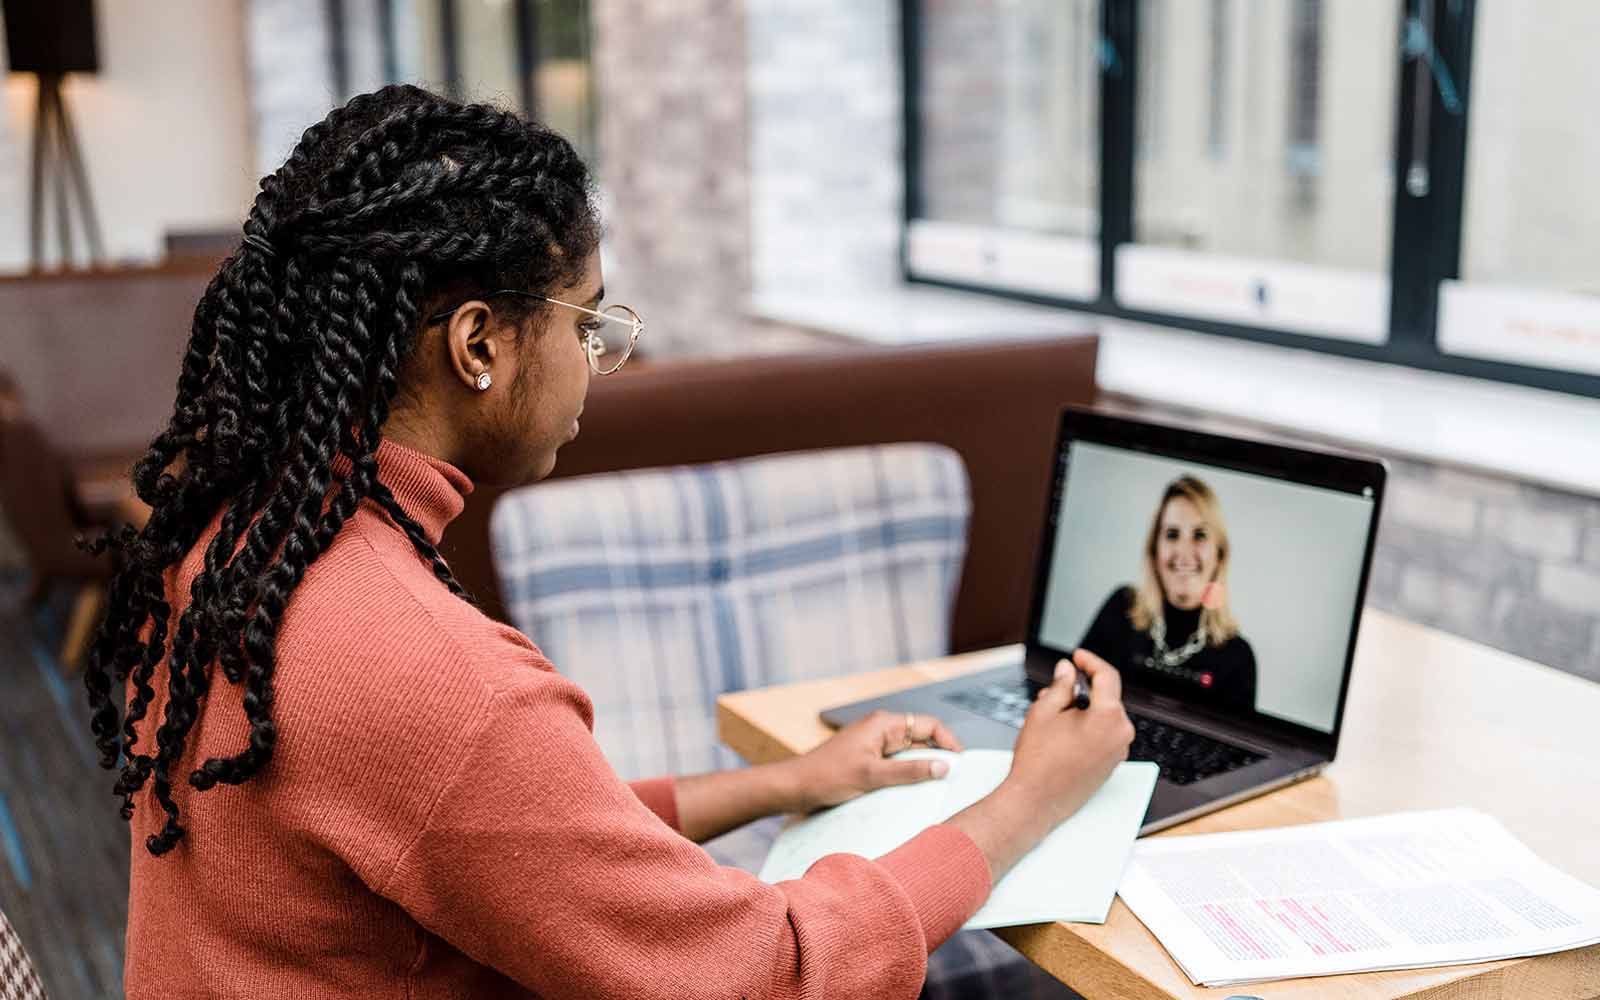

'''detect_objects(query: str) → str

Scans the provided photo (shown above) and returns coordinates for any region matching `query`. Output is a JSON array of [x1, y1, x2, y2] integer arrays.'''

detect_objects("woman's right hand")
[[1005, 649, 1135, 828], [946, 649, 1135, 882]]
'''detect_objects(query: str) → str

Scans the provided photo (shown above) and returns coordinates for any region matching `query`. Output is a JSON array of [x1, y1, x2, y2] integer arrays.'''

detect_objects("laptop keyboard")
[[941, 681, 1267, 786]]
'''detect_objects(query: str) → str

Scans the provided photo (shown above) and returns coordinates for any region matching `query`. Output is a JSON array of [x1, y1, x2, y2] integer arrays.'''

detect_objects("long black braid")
[[82, 85, 600, 855]]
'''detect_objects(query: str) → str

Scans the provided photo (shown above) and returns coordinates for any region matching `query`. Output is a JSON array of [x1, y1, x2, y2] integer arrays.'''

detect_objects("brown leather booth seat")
[[443, 336, 1100, 655], [0, 260, 215, 459]]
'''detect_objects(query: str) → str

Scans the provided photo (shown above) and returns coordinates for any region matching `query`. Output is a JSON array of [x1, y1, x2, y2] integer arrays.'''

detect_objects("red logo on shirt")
[[1199, 672, 1214, 688]]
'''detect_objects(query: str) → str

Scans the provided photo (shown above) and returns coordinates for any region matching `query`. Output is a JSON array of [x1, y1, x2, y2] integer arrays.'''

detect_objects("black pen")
[[1069, 666, 1091, 710]]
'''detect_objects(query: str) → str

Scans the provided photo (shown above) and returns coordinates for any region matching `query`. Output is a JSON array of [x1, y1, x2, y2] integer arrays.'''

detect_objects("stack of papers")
[[1117, 807, 1600, 987], [759, 749, 1157, 929]]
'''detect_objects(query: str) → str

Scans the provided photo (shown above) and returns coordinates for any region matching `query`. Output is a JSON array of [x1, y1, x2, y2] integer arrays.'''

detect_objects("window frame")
[[901, 0, 1600, 399], [326, 0, 555, 125]]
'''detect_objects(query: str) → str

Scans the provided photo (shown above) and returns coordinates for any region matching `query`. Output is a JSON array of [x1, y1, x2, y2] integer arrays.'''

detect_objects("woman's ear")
[[442, 301, 503, 390]]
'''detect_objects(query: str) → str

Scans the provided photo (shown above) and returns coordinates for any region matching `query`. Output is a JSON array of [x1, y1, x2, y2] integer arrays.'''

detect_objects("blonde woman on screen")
[[1078, 475, 1258, 709]]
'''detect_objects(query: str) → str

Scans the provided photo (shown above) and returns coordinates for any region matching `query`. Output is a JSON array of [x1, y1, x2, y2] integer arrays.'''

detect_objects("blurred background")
[[1, 1, 1598, 996]]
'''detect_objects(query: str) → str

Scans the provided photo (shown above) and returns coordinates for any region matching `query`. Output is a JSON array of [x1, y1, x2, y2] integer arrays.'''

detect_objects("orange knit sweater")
[[123, 440, 991, 999]]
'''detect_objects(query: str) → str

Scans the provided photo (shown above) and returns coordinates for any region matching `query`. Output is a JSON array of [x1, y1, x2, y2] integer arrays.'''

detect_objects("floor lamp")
[[4, 0, 103, 271]]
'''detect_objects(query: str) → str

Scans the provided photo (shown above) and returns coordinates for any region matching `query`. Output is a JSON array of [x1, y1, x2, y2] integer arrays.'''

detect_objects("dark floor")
[[0, 585, 129, 1000]]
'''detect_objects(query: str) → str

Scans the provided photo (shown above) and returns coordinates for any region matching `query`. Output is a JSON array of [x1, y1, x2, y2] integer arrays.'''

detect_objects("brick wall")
[[1367, 459, 1600, 680], [587, 0, 752, 357], [746, 0, 902, 297]]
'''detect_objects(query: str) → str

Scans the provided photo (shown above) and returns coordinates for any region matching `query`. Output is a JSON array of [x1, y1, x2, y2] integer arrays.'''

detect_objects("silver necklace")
[[1145, 616, 1207, 670]]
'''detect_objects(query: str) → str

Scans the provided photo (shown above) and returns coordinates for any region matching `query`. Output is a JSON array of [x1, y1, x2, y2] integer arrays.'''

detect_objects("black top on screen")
[[1078, 586, 1258, 710]]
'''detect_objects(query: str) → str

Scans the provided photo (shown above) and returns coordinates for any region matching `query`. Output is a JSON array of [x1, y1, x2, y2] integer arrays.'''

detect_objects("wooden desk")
[[717, 609, 1600, 999]]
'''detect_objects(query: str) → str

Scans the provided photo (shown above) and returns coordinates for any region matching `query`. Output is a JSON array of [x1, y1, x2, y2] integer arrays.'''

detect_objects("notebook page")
[[756, 752, 955, 882], [759, 750, 1158, 929], [964, 756, 1157, 929]]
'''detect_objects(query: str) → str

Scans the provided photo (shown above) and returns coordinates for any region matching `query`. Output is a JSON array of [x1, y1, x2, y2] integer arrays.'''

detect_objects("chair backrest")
[[490, 444, 971, 779], [444, 335, 1100, 654], [0, 907, 47, 1000]]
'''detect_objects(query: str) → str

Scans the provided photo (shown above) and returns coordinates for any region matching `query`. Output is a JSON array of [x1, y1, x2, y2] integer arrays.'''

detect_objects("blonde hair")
[[1129, 476, 1239, 646]]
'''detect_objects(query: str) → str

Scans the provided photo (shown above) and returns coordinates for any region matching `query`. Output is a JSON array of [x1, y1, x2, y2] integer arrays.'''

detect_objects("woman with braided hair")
[[88, 85, 1133, 999]]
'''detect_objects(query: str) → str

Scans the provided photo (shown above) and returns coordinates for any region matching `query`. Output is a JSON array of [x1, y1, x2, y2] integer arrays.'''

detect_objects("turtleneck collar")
[[1162, 598, 1203, 633], [369, 438, 474, 544]]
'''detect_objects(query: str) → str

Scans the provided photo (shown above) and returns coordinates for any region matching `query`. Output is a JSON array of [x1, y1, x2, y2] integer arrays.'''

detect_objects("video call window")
[[1037, 441, 1374, 734]]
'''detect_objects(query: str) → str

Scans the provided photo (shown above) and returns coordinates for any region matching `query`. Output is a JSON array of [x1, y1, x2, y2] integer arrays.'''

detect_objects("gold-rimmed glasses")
[[425, 291, 644, 375]]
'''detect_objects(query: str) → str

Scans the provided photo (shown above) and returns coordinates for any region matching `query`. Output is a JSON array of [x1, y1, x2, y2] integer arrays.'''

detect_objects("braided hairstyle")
[[82, 85, 600, 856]]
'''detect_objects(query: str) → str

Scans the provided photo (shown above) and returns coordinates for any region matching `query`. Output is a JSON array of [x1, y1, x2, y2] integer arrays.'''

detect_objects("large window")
[[903, 0, 1600, 398], [1126, 0, 1397, 344], [906, 0, 1100, 302], [333, 0, 596, 163], [1441, 0, 1600, 379]]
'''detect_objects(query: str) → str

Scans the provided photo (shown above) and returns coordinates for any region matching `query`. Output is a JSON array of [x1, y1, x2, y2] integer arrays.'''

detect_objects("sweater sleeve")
[[379, 675, 991, 999], [627, 777, 681, 830]]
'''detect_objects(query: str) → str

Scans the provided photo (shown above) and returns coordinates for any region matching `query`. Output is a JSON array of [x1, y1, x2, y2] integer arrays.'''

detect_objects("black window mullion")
[[515, 0, 538, 118], [378, 0, 399, 84], [1387, 0, 1474, 363], [1099, 0, 1136, 307], [898, 0, 924, 279], [1421, 0, 1476, 352], [440, 0, 461, 99], [326, 0, 349, 101]]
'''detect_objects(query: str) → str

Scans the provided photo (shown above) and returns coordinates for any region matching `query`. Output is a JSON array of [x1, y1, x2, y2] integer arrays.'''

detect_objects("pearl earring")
[[475, 371, 493, 391]]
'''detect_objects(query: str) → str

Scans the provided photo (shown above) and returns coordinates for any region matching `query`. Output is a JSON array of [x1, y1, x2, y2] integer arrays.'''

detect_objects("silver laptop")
[[822, 408, 1386, 834]]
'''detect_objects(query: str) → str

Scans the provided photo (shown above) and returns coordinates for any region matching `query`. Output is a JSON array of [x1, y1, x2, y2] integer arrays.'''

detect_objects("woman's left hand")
[[782, 710, 965, 811]]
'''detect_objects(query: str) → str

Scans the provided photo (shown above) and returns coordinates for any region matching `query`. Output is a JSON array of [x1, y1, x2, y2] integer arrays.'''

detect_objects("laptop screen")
[[1035, 438, 1377, 735]]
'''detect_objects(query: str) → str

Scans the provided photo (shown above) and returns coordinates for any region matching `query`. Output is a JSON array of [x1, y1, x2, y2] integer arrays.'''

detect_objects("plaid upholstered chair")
[[491, 444, 1077, 1000], [0, 907, 46, 1000]]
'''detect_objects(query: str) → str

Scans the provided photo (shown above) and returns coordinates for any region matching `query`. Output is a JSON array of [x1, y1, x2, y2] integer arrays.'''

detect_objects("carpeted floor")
[[0, 585, 129, 1000]]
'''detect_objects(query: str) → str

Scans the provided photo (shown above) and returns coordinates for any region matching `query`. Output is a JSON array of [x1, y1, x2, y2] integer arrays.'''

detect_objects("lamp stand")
[[27, 72, 103, 270]]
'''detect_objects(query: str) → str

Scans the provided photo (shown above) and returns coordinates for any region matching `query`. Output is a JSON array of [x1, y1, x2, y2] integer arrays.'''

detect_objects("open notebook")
[[758, 749, 1158, 930]]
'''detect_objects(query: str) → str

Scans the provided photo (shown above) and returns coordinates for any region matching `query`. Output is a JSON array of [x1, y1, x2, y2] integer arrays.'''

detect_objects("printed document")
[[1117, 807, 1600, 986], [759, 749, 1157, 929]]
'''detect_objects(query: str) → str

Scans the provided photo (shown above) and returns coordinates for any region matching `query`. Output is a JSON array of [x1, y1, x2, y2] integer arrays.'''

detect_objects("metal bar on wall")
[[28, 75, 48, 269]]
